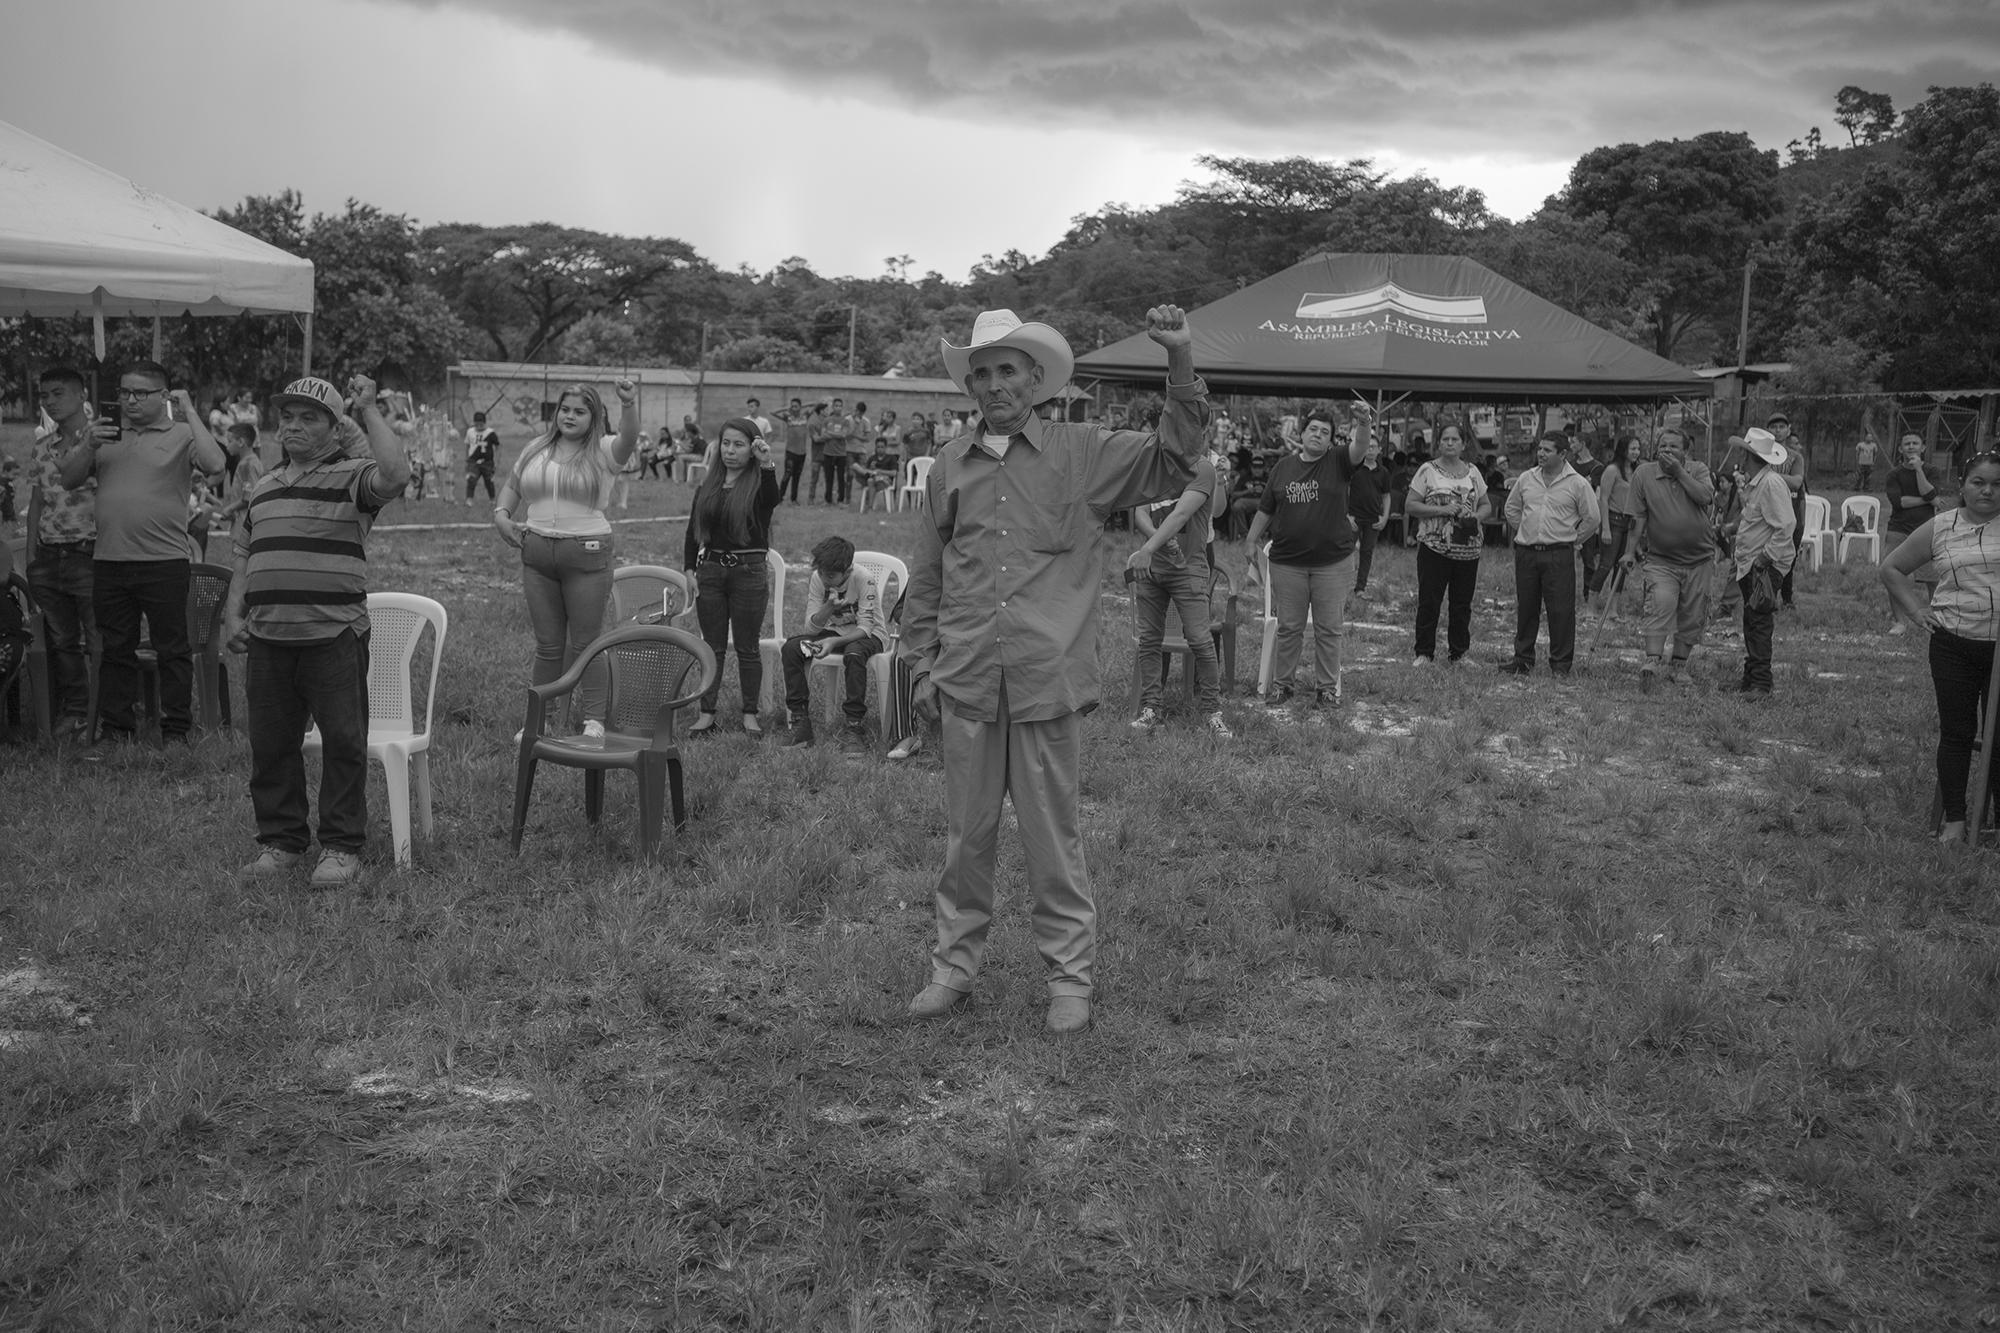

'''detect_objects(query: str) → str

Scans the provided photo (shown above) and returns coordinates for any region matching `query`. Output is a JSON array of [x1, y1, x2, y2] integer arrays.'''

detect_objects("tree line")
[[3, 84, 1995, 411]]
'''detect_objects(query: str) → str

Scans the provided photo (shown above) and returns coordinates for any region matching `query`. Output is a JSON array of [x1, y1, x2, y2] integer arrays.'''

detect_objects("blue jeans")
[[695, 560, 770, 715], [1134, 561, 1220, 711], [95, 558, 191, 738], [1414, 544, 1478, 661], [782, 631, 884, 722], [247, 628, 370, 853], [1268, 557, 1350, 692], [520, 531, 612, 724], [27, 541, 96, 720], [1931, 628, 2000, 823], [1738, 573, 1776, 691]]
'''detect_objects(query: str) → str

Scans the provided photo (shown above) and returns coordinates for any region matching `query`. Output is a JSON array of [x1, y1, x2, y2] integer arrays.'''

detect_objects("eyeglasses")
[[116, 387, 166, 399]]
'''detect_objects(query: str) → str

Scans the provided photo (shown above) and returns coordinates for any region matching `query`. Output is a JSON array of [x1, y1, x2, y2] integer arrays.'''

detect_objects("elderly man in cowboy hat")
[[902, 304, 1207, 1033], [1731, 427, 1797, 695]]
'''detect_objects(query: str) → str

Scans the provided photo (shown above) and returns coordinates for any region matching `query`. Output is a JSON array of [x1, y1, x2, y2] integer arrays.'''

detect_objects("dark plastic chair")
[[510, 624, 718, 859], [607, 564, 694, 629], [1, 573, 48, 739]]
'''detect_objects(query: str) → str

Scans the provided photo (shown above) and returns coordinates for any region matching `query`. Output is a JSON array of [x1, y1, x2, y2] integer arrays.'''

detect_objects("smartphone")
[[98, 401, 122, 438]]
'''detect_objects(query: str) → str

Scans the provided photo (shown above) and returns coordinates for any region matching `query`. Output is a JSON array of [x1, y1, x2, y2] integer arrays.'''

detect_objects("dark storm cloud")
[[407, 0, 2000, 176]]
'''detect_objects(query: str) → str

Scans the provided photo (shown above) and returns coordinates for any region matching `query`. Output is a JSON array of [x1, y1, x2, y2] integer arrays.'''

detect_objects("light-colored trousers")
[[1269, 556, 1350, 692], [1640, 560, 1710, 662], [931, 688, 1095, 998]]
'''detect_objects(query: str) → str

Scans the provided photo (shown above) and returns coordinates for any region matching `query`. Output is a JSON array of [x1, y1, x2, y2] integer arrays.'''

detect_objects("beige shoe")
[[239, 846, 304, 880], [1046, 996, 1092, 1033], [309, 849, 364, 889], [907, 983, 969, 1018]]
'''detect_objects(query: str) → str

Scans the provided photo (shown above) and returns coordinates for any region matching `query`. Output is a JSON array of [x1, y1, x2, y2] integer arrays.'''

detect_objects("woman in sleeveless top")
[[493, 379, 639, 738], [1406, 423, 1490, 666], [1591, 437, 1643, 608], [1883, 452, 2000, 843]]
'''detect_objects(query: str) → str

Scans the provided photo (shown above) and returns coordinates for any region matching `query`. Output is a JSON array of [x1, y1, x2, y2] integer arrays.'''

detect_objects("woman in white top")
[[493, 379, 639, 737], [1406, 423, 1491, 666], [1883, 452, 2000, 842]]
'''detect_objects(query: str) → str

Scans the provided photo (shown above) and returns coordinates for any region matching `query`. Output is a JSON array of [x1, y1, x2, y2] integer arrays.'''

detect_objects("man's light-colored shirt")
[[18, 417, 96, 546], [902, 376, 1209, 723], [1504, 461, 1600, 546], [1734, 467, 1798, 578]]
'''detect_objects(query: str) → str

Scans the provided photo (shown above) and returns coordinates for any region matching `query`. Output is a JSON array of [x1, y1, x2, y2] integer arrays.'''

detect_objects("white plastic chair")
[[303, 592, 448, 867], [753, 549, 789, 715], [856, 466, 899, 514], [609, 565, 693, 628], [809, 551, 909, 727], [683, 461, 708, 488], [900, 457, 935, 512], [1800, 495, 1834, 572], [1837, 495, 1882, 565]]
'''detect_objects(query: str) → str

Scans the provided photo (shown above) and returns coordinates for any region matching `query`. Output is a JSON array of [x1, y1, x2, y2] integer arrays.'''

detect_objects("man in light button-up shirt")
[[902, 305, 1207, 1033]]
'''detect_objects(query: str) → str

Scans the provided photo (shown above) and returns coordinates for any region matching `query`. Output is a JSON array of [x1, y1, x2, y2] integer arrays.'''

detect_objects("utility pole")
[[847, 305, 857, 376], [695, 320, 709, 425], [1736, 258, 1755, 430]]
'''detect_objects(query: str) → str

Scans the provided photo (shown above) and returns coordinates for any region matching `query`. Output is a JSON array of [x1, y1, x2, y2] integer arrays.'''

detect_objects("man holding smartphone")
[[59, 359, 226, 747]]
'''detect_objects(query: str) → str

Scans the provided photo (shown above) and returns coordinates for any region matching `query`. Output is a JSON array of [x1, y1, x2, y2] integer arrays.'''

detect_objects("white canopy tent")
[[0, 118, 315, 367]]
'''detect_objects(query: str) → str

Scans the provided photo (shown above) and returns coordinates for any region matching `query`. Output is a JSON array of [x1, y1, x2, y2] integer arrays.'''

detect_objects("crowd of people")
[[6, 304, 1999, 1029]]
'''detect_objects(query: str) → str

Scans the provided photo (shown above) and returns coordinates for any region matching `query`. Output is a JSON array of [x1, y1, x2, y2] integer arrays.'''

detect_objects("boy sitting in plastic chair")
[[777, 535, 887, 752], [852, 437, 903, 511]]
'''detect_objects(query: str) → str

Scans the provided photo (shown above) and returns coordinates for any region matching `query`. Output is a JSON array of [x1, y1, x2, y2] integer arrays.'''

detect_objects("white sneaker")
[[1206, 711, 1234, 739], [582, 720, 606, 741], [1130, 706, 1161, 731], [742, 715, 763, 737], [1412, 655, 1435, 668], [887, 732, 924, 761]]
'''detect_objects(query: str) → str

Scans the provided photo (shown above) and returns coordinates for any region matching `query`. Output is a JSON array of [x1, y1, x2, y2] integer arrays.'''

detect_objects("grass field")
[[4, 468, 1999, 1330]]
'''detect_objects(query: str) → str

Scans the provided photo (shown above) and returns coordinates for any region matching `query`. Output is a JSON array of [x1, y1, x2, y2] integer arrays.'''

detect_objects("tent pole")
[[301, 313, 313, 375], [151, 315, 162, 361]]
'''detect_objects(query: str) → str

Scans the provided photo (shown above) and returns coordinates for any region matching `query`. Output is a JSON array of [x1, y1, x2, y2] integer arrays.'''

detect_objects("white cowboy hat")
[[1740, 427, 1787, 467], [939, 309, 1074, 405]]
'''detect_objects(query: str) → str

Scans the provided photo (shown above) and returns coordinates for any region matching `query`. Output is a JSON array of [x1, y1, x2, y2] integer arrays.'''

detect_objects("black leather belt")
[[699, 548, 767, 567], [1515, 541, 1575, 552]]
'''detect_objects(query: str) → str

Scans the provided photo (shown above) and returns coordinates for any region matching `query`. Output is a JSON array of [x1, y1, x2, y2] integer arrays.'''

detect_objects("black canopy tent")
[[1075, 252, 1713, 403]]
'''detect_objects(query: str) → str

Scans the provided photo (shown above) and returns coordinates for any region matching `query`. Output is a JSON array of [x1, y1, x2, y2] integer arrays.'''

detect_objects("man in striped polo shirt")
[[224, 374, 411, 888]]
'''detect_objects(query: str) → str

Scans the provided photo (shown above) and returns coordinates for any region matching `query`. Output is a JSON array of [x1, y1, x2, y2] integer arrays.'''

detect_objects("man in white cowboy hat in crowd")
[[1730, 426, 1797, 695], [902, 304, 1207, 1033], [224, 374, 411, 888]]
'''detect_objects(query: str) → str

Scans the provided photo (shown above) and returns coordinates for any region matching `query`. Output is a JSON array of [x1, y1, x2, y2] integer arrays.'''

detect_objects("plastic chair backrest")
[[852, 550, 909, 611], [188, 563, 233, 651], [365, 592, 449, 739], [764, 549, 788, 641], [1804, 495, 1832, 536], [903, 457, 935, 491], [611, 565, 691, 624], [590, 624, 716, 737], [1841, 495, 1881, 532]]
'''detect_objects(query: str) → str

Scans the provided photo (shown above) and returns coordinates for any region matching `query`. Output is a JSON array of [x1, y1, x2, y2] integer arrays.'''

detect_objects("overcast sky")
[[2, 0, 1992, 282]]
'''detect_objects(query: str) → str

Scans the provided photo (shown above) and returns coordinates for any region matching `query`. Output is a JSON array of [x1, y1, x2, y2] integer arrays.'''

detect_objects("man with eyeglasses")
[[0, 367, 101, 736], [58, 359, 226, 747]]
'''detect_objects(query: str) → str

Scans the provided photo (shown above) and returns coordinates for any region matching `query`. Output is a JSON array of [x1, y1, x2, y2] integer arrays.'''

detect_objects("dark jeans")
[[1738, 573, 1775, 691], [782, 631, 885, 722], [1511, 544, 1576, 673], [820, 455, 850, 503], [519, 530, 612, 724], [1577, 533, 1601, 598], [1930, 629, 2000, 823], [27, 541, 96, 720], [465, 465, 495, 501], [1589, 521, 1632, 594], [782, 453, 807, 502], [1351, 522, 1380, 591], [1415, 544, 1478, 661], [695, 560, 770, 716], [1855, 465, 1873, 492], [95, 558, 191, 738], [247, 628, 370, 853], [1133, 561, 1220, 712]]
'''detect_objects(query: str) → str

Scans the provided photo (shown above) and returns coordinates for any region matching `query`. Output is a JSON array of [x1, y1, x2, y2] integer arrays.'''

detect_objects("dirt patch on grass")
[[0, 962, 92, 1048]]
